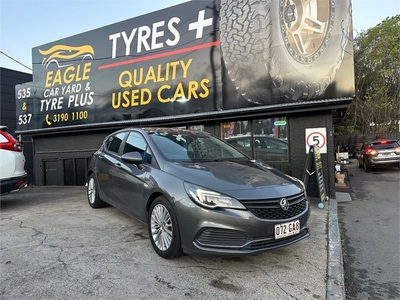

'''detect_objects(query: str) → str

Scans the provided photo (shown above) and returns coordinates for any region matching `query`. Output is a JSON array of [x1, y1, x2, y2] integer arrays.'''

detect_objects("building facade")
[[14, 0, 355, 199]]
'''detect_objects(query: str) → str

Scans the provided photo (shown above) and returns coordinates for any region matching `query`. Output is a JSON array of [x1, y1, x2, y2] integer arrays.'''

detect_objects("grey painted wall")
[[33, 130, 114, 185], [289, 112, 336, 200]]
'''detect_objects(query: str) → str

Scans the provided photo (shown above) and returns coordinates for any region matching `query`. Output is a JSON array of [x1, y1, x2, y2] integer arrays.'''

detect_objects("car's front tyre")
[[87, 174, 107, 208], [148, 196, 183, 259]]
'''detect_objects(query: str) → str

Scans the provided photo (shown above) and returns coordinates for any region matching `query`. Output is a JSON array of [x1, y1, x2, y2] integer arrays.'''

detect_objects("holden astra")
[[87, 127, 310, 259]]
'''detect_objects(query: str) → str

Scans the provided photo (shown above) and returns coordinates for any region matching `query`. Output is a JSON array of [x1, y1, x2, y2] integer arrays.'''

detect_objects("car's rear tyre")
[[148, 196, 183, 259], [87, 174, 106, 208], [356, 159, 362, 168], [363, 161, 371, 172]]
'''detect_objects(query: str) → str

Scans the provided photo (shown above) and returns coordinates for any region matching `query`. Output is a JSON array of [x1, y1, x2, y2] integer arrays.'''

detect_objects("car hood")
[[163, 160, 302, 199]]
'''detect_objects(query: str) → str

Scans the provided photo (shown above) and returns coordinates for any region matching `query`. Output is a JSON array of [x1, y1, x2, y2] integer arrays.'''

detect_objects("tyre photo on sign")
[[219, 0, 352, 104]]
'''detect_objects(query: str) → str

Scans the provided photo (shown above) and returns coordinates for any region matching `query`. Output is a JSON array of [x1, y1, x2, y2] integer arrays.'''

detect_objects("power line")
[[0, 50, 32, 71]]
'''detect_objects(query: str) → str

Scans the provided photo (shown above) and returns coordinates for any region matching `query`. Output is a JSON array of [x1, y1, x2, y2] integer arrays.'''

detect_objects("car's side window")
[[105, 132, 126, 154], [123, 132, 153, 164], [237, 138, 251, 148], [254, 138, 262, 148], [269, 138, 287, 150]]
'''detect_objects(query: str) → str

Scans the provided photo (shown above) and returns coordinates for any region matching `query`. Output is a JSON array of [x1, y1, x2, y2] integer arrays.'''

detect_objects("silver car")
[[87, 128, 310, 259], [356, 139, 400, 172]]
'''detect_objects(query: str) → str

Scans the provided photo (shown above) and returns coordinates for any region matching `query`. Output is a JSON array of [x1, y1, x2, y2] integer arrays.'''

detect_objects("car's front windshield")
[[149, 131, 247, 162]]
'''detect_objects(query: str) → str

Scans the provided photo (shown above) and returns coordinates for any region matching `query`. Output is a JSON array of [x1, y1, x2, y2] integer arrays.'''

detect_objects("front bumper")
[[192, 226, 310, 255], [175, 197, 310, 256]]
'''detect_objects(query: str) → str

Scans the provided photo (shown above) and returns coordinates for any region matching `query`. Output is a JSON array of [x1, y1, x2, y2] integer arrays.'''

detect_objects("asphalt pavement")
[[0, 185, 347, 300], [337, 161, 400, 299]]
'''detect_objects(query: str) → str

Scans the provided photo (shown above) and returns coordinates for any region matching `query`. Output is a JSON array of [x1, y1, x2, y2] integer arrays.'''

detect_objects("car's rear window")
[[371, 142, 399, 150]]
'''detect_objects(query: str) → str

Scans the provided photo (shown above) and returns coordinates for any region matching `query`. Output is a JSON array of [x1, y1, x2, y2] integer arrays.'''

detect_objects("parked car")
[[356, 139, 400, 172], [87, 127, 310, 259], [0, 126, 28, 194], [225, 135, 288, 162]]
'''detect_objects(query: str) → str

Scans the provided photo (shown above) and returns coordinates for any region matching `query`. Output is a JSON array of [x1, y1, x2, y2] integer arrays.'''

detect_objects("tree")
[[339, 15, 400, 134]]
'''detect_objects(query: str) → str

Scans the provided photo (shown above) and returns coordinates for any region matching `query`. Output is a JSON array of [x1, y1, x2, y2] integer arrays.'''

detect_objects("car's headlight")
[[184, 182, 246, 210]]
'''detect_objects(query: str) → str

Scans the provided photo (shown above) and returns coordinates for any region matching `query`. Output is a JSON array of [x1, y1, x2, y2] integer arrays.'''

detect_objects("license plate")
[[378, 153, 395, 157], [275, 220, 300, 239]]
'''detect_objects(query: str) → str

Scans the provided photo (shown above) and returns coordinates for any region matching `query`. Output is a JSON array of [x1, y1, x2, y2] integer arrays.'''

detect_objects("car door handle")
[[115, 163, 122, 168]]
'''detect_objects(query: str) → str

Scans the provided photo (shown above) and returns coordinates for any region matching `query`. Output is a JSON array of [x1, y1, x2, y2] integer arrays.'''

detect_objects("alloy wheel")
[[150, 204, 173, 251], [282, 0, 330, 60], [88, 177, 96, 204]]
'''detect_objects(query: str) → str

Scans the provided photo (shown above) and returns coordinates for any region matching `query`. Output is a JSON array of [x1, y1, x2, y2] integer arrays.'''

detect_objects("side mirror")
[[121, 152, 144, 169]]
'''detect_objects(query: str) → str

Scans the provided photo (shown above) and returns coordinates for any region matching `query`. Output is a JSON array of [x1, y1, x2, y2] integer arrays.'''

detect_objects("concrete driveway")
[[1, 186, 329, 300]]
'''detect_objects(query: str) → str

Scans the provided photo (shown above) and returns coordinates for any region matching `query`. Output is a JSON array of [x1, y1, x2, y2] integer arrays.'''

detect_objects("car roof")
[[0, 125, 8, 131], [142, 127, 205, 134], [112, 127, 210, 136]]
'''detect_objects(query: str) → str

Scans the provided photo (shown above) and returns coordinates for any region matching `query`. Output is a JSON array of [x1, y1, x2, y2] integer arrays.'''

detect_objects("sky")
[[0, 0, 399, 74]]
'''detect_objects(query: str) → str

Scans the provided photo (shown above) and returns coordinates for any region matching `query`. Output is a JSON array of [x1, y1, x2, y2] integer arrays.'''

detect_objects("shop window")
[[222, 121, 249, 138], [188, 125, 205, 131], [222, 118, 289, 162]]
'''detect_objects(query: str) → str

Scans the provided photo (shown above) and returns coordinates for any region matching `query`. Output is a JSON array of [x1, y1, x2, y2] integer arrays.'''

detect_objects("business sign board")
[[16, 0, 355, 132]]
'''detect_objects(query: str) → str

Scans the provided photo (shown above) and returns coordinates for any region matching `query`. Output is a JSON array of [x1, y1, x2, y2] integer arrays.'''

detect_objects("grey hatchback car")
[[87, 127, 310, 259]]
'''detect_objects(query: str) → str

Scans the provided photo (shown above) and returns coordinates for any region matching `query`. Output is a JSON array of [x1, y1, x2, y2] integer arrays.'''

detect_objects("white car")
[[0, 126, 27, 194]]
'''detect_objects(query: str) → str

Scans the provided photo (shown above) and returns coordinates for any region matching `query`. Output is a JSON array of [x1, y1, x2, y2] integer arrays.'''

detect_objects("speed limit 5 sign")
[[305, 128, 327, 153]]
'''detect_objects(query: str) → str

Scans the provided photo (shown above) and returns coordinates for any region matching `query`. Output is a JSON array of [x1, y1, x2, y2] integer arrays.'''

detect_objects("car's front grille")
[[239, 192, 307, 220], [195, 228, 250, 248]]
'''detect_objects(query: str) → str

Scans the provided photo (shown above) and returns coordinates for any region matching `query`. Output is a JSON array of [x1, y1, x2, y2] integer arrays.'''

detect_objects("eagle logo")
[[39, 44, 94, 69]]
